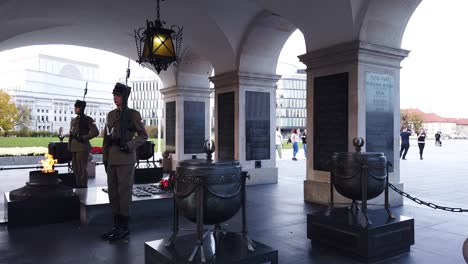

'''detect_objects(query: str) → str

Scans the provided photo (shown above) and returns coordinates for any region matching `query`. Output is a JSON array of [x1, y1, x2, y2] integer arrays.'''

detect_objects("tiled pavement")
[[1, 140, 468, 263]]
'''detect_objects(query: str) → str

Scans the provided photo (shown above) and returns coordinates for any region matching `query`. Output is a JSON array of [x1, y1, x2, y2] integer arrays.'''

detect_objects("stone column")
[[299, 41, 409, 206], [210, 71, 280, 185], [160, 86, 211, 169]]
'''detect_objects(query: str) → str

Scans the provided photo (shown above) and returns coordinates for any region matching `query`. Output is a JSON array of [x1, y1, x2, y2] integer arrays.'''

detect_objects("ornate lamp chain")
[[156, 0, 161, 21]]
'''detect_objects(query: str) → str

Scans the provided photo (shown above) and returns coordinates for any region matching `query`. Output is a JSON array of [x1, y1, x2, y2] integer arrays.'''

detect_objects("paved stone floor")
[[1, 140, 468, 263]]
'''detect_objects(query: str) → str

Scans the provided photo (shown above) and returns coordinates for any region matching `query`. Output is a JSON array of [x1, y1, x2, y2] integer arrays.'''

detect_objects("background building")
[[402, 108, 468, 139], [0, 54, 114, 133], [276, 63, 307, 133], [129, 79, 163, 128]]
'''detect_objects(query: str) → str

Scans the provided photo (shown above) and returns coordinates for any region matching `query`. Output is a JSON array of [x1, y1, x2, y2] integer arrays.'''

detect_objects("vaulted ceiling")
[[0, 0, 421, 86]]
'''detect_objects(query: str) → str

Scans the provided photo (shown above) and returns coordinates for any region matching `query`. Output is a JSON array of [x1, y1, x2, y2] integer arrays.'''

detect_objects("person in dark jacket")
[[417, 128, 426, 160], [435, 131, 442, 146], [301, 129, 307, 158], [400, 127, 412, 160]]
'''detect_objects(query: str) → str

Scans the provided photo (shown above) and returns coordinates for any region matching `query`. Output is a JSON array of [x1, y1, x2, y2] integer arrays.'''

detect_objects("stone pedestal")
[[307, 208, 414, 262], [210, 72, 280, 185], [299, 41, 409, 205], [5, 192, 79, 227], [145, 232, 278, 264]]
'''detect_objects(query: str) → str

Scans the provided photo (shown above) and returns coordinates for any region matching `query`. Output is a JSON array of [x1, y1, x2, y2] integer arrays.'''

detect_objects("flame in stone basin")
[[40, 153, 58, 173]]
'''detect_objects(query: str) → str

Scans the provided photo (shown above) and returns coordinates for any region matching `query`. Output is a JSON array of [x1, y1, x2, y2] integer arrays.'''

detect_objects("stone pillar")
[[299, 41, 409, 206], [210, 71, 280, 185], [160, 86, 211, 169]]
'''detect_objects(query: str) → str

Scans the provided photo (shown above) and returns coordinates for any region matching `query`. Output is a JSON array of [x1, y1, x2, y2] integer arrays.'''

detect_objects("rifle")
[[120, 60, 131, 150], [79, 81, 88, 133]]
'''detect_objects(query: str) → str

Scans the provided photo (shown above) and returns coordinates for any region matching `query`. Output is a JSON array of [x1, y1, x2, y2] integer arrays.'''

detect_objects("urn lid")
[[178, 159, 240, 168]]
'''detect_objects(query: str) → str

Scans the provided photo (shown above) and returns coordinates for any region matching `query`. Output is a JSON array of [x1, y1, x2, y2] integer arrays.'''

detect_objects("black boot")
[[108, 215, 130, 241], [101, 214, 121, 239]]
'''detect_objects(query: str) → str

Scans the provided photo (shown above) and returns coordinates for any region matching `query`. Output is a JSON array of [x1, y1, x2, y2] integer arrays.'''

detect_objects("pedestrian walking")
[[275, 128, 283, 159], [400, 127, 411, 160], [435, 131, 442, 146], [417, 128, 426, 160], [290, 128, 300, 161], [301, 129, 307, 158]]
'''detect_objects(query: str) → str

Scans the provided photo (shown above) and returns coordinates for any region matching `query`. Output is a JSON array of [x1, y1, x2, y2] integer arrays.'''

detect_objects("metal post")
[[241, 172, 255, 251], [164, 181, 179, 247], [188, 178, 206, 263], [325, 169, 335, 216], [361, 163, 371, 226]]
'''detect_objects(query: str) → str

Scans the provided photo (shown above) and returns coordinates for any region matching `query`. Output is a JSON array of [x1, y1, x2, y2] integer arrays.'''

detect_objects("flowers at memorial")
[[90, 146, 103, 154], [0, 147, 47, 156], [159, 175, 175, 191]]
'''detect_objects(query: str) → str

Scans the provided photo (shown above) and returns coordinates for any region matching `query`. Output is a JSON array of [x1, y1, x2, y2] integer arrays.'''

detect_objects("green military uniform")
[[101, 83, 148, 242], [103, 108, 147, 217], [69, 102, 99, 188]]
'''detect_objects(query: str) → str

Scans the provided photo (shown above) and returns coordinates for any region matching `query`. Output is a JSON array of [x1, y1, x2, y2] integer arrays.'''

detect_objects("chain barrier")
[[388, 183, 468, 213]]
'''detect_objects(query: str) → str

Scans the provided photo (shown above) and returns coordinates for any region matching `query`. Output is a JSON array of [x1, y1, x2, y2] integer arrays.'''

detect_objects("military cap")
[[74, 100, 87, 110]]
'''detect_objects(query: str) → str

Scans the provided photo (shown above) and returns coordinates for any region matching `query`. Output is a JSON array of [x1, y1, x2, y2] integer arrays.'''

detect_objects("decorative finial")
[[353, 137, 365, 152], [203, 140, 215, 161], [58, 127, 65, 143]]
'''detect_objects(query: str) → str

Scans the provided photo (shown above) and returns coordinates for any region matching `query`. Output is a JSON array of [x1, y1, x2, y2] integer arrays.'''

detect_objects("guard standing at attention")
[[101, 83, 148, 241], [68, 99, 99, 188]]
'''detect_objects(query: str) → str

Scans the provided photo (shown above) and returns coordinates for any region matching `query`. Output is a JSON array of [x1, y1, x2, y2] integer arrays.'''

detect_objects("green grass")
[[0, 137, 164, 148], [281, 141, 303, 150]]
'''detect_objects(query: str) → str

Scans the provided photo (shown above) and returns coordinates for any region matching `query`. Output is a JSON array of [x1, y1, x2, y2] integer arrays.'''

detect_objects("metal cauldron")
[[331, 151, 387, 201], [136, 140, 155, 160], [175, 159, 242, 225]]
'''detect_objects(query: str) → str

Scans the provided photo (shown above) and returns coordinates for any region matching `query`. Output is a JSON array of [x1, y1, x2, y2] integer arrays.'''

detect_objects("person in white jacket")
[[275, 128, 283, 159]]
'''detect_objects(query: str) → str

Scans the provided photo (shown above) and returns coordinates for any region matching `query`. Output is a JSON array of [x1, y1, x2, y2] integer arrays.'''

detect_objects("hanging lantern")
[[135, 0, 183, 74]]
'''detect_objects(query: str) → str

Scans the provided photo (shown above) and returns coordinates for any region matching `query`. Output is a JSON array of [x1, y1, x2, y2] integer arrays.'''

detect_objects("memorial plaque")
[[313, 73, 349, 171], [365, 72, 394, 172], [184, 101, 205, 154], [246, 91, 270, 161], [165, 101, 176, 153], [217, 92, 235, 160]]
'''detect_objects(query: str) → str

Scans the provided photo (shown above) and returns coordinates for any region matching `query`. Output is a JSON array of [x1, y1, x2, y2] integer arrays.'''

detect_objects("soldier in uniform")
[[101, 83, 148, 241], [68, 100, 99, 188]]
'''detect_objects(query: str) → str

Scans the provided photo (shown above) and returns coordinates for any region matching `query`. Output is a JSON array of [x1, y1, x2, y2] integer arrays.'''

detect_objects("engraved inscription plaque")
[[218, 92, 235, 160], [184, 101, 205, 154], [313, 73, 349, 171], [165, 101, 176, 153], [246, 91, 270, 161], [365, 72, 394, 172]]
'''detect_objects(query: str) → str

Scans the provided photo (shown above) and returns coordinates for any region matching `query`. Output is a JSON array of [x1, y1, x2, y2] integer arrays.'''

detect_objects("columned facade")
[[160, 86, 211, 169], [210, 71, 280, 185], [300, 41, 409, 206]]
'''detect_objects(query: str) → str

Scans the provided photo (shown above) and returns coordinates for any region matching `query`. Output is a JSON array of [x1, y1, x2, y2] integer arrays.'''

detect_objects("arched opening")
[[400, 0, 468, 210]]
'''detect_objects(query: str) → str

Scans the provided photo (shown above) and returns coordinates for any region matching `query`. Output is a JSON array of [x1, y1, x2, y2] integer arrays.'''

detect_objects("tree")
[[400, 110, 423, 132], [0, 90, 19, 136], [14, 105, 32, 129]]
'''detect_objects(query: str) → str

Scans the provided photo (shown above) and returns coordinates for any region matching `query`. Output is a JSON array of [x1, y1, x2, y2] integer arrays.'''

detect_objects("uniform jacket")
[[68, 114, 99, 152], [103, 108, 148, 165]]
